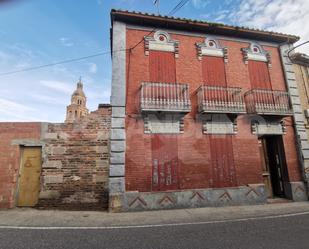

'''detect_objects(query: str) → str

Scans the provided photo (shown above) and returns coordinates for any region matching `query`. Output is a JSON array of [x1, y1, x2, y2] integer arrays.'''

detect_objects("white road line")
[[1, 211, 309, 230]]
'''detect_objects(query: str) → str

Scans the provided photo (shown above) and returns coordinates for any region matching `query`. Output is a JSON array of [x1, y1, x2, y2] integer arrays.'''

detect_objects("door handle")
[[277, 168, 281, 178], [276, 154, 280, 165]]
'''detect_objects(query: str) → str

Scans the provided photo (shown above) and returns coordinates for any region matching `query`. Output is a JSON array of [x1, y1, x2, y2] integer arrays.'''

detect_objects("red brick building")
[[109, 10, 309, 211]]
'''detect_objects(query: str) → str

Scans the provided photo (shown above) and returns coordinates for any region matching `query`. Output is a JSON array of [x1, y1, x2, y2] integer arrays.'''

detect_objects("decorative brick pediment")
[[144, 30, 179, 58], [241, 42, 272, 67], [196, 37, 228, 62]]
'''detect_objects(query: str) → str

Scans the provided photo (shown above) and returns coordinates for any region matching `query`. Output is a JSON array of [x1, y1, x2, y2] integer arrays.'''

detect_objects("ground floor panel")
[[109, 181, 307, 212]]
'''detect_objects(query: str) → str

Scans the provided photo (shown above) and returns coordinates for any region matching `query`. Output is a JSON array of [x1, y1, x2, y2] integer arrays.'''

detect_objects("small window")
[[158, 34, 167, 42], [208, 40, 217, 48], [252, 45, 261, 53]]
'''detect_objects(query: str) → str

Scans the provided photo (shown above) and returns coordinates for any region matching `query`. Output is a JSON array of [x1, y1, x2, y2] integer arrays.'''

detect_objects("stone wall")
[[39, 105, 111, 210]]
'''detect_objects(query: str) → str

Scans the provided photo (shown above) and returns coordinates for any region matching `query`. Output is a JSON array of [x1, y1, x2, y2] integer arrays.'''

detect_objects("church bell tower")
[[65, 78, 89, 123]]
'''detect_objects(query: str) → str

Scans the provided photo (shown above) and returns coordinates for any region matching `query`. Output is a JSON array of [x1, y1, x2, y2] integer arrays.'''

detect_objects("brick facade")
[[109, 10, 307, 211], [124, 28, 301, 192]]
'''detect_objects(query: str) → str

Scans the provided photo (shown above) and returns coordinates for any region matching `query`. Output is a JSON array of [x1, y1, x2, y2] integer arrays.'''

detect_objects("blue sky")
[[0, 0, 308, 122]]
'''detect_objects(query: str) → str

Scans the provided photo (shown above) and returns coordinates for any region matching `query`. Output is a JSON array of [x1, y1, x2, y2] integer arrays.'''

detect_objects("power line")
[[0, 49, 126, 77], [0, 1, 191, 77], [169, 0, 190, 16], [130, 0, 190, 51]]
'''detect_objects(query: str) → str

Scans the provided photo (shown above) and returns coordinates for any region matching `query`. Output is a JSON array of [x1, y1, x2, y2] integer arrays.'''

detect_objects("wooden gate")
[[151, 135, 179, 191], [17, 147, 42, 207]]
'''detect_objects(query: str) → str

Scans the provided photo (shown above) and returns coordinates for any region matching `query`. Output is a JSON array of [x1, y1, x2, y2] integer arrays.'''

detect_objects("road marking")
[[1, 211, 309, 230]]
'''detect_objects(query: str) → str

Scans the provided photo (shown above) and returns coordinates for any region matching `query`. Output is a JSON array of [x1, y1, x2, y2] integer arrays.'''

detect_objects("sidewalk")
[[0, 202, 309, 228]]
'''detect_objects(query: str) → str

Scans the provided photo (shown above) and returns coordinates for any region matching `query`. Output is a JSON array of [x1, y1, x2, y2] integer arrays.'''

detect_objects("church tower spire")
[[65, 78, 89, 123]]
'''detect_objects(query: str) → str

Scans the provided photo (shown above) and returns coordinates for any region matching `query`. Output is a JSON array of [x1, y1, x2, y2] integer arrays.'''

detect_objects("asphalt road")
[[1, 213, 309, 249]]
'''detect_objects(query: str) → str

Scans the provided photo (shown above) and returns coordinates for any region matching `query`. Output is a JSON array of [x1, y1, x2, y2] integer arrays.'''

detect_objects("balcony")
[[140, 82, 191, 113], [197, 85, 246, 114], [244, 89, 293, 116]]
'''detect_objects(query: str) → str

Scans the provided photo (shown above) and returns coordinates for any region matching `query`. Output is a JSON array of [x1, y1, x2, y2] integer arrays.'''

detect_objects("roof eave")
[[111, 9, 300, 44]]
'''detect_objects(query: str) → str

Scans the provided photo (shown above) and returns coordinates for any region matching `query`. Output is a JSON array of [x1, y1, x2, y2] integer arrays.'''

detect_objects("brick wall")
[[0, 123, 41, 208], [0, 105, 111, 210], [39, 105, 111, 210], [124, 28, 302, 192]]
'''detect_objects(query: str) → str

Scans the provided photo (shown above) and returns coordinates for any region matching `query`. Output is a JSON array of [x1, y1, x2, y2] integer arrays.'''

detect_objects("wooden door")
[[258, 138, 273, 198], [266, 136, 288, 197], [259, 136, 289, 198], [17, 147, 42, 207], [151, 135, 179, 191], [209, 136, 237, 188]]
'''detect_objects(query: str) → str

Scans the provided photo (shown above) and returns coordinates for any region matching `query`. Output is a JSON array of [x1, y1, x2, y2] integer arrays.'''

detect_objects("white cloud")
[[191, 0, 210, 9], [30, 93, 66, 105], [40, 80, 73, 94], [0, 50, 11, 61], [88, 63, 97, 74], [59, 37, 74, 47], [227, 0, 309, 54], [214, 10, 229, 22], [0, 98, 37, 121]]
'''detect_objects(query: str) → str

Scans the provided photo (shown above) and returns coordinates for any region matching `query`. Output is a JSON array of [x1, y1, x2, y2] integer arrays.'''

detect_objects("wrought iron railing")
[[140, 82, 191, 112], [197, 85, 246, 114], [244, 89, 293, 115]]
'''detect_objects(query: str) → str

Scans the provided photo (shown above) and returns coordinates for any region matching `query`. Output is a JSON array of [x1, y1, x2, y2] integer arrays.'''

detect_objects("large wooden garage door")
[[151, 135, 179, 191]]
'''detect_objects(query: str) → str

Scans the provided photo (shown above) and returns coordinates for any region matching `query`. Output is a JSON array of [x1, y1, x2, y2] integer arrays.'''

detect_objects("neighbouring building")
[[65, 79, 89, 123], [0, 80, 111, 210], [292, 53, 309, 171], [109, 10, 309, 211]]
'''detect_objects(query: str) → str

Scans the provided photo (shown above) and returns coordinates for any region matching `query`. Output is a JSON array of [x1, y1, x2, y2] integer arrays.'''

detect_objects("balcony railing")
[[140, 82, 191, 112], [244, 89, 293, 115], [197, 85, 246, 114]]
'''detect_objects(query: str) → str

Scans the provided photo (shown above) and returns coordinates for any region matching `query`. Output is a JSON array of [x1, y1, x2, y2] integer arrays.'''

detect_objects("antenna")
[[154, 0, 160, 14]]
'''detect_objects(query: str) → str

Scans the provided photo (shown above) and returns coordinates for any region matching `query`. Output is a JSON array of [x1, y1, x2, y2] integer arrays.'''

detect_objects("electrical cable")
[[130, 0, 190, 51], [0, 49, 127, 77], [0, 0, 191, 77]]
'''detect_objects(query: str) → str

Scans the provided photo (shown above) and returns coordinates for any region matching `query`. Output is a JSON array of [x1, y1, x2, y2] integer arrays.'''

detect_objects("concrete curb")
[[0, 202, 309, 228]]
